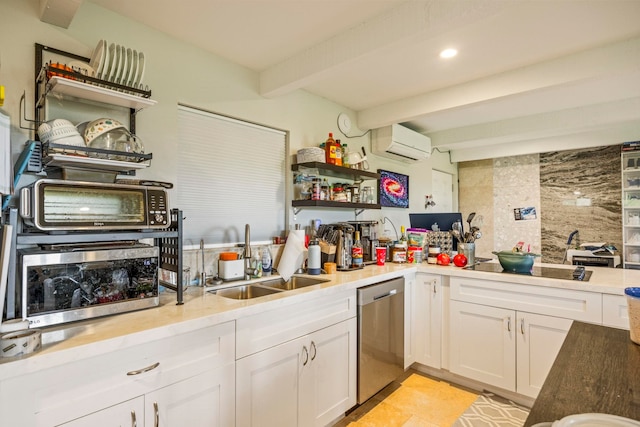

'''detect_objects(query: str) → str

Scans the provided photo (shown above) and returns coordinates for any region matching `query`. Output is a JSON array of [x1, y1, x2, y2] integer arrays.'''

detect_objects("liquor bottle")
[[335, 139, 343, 166], [352, 231, 364, 268], [325, 133, 338, 165]]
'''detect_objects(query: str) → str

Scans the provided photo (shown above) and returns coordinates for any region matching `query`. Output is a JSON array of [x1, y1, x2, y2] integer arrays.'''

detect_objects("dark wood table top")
[[525, 321, 640, 425]]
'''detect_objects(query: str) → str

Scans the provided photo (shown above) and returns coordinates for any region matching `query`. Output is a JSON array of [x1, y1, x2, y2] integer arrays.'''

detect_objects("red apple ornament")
[[436, 253, 450, 266], [453, 253, 468, 267]]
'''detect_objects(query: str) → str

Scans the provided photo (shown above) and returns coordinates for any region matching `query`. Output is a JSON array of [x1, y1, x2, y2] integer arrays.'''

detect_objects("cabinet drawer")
[[450, 277, 602, 323], [236, 290, 356, 359], [7, 321, 235, 427], [603, 294, 629, 329]]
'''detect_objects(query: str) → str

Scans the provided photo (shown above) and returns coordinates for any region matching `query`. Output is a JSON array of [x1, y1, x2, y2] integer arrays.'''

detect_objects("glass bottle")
[[352, 231, 364, 268], [342, 143, 350, 168], [335, 139, 343, 166], [325, 133, 338, 165]]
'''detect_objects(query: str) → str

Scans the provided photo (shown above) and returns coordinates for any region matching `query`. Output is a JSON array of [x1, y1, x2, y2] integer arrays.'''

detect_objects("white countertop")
[[1, 260, 638, 379]]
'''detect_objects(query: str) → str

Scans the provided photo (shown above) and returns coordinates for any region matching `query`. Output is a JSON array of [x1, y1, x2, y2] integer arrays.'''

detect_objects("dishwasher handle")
[[358, 277, 405, 306]]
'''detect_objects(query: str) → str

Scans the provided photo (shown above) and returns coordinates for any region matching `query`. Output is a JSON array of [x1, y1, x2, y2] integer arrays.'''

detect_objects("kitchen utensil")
[[466, 212, 476, 231], [493, 250, 541, 273], [450, 229, 463, 243], [561, 230, 579, 264]]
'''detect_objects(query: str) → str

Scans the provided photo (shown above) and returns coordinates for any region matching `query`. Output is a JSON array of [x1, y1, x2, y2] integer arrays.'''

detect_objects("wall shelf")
[[291, 162, 379, 181]]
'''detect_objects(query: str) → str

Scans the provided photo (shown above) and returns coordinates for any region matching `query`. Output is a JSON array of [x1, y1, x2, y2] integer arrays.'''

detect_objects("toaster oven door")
[[21, 245, 159, 328]]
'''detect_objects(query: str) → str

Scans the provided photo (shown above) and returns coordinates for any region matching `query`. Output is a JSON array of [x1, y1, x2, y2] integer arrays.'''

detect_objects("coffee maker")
[[348, 220, 379, 265]]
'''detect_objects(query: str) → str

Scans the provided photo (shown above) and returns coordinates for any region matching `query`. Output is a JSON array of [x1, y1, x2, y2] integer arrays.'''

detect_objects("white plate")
[[128, 49, 138, 87], [116, 45, 127, 84], [109, 44, 121, 82], [135, 51, 145, 88], [554, 413, 640, 427], [123, 48, 133, 86], [104, 43, 116, 81], [89, 39, 107, 78]]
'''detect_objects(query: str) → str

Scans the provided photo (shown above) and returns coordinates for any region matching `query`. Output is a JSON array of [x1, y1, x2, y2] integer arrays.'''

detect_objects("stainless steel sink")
[[259, 276, 330, 291], [213, 284, 283, 299]]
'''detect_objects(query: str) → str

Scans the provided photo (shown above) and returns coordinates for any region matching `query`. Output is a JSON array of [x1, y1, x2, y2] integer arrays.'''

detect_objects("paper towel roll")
[[277, 230, 306, 281]]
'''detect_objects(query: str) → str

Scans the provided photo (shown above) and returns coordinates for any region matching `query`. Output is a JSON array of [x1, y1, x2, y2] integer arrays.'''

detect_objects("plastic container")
[[625, 287, 640, 344]]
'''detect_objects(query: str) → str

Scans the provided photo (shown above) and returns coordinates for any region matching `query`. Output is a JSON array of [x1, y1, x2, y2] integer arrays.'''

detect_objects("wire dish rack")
[[41, 141, 152, 175]]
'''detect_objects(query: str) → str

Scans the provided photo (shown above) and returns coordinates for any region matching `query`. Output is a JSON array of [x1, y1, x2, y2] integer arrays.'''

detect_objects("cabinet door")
[[404, 272, 416, 367], [449, 300, 516, 391], [145, 365, 235, 427], [413, 273, 442, 369], [236, 335, 306, 427], [302, 319, 357, 427], [516, 312, 572, 398], [57, 397, 144, 427]]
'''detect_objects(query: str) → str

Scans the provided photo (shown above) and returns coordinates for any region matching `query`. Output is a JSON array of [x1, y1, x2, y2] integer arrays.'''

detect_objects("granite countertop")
[[524, 321, 640, 425]]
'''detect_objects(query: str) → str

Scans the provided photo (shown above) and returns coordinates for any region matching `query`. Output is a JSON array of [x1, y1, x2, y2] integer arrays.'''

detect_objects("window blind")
[[177, 105, 287, 246]]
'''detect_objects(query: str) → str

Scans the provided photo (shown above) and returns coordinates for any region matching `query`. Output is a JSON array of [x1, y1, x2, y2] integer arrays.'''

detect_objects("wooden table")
[[525, 321, 640, 425]]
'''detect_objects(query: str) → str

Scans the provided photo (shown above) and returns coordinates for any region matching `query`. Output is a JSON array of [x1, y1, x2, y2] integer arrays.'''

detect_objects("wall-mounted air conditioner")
[[371, 124, 431, 163]]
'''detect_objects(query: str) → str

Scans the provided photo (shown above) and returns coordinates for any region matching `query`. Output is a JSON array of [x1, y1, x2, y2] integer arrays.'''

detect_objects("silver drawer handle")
[[154, 402, 159, 427], [507, 316, 511, 332], [310, 341, 317, 361], [302, 345, 309, 365], [131, 411, 137, 427], [127, 362, 160, 376], [521, 318, 525, 335]]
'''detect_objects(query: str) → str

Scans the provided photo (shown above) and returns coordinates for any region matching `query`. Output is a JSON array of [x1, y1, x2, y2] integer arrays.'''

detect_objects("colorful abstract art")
[[378, 169, 409, 208]]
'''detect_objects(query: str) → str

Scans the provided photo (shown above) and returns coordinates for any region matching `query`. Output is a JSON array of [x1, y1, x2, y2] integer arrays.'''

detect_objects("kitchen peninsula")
[[0, 261, 636, 426]]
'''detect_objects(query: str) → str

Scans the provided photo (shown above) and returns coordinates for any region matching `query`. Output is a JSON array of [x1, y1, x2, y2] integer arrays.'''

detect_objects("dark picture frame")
[[378, 169, 409, 208]]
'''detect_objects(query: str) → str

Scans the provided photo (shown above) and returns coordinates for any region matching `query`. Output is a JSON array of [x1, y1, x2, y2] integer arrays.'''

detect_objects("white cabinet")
[[603, 293, 630, 329], [236, 319, 357, 427], [1, 321, 236, 427], [449, 300, 572, 397], [59, 397, 144, 426], [449, 277, 596, 398], [450, 300, 516, 391], [412, 273, 442, 369], [235, 290, 357, 427], [58, 367, 235, 427], [404, 271, 416, 368]]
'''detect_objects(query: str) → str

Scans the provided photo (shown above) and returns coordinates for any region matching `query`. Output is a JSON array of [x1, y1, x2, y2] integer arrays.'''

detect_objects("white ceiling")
[[84, 0, 640, 161]]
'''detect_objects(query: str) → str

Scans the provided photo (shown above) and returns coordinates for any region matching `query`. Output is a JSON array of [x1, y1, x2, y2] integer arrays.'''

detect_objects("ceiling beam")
[[356, 36, 640, 131], [259, 0, 510, 98]]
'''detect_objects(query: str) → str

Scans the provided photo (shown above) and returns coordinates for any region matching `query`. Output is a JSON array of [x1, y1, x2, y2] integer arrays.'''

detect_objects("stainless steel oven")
[[20, 179, 169, 231], [20, 244, 159, 328]]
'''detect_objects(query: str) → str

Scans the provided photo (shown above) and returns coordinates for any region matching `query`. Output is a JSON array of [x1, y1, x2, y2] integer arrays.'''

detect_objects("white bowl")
[[38, 119, 85, 147]]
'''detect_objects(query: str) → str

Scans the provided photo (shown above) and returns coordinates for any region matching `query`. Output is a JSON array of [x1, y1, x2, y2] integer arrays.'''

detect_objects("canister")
[[625, 287, 640, 344], [307, 239, 321, 275]]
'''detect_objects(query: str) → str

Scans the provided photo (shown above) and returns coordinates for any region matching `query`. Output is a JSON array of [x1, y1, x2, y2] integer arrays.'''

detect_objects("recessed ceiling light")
[[440, 48, 458, 59]]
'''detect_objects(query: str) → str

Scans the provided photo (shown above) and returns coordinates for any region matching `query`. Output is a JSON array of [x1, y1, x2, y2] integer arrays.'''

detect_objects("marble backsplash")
[[459, 145, 621, 263]]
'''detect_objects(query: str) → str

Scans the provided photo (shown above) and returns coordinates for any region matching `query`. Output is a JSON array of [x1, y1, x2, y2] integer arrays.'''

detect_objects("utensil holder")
[[458, 242, 475, 265]]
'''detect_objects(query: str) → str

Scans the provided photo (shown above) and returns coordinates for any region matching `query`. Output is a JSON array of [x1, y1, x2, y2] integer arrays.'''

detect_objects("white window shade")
[[177, 105, 287, 246]]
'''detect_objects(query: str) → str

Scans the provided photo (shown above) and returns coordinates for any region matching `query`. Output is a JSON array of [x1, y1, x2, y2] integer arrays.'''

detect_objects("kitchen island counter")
[[524, 321, 640, 425]]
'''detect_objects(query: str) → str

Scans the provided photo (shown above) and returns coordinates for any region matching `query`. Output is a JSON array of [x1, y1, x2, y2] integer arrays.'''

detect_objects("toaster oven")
[[20, 244, 159, 328], [20, 179, 169, 231]]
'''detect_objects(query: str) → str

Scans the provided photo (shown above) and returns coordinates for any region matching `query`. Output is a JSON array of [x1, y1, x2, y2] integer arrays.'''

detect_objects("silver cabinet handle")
[[507, 316, 511, 332], [310, 341, 317, 361], [433, 281, 437, 294], [302, 345, 309, 366], [131, 411, 137, 427], [521, 318, 525, 335], [126, 362, 160, 376], [154, 402, 159, 427]]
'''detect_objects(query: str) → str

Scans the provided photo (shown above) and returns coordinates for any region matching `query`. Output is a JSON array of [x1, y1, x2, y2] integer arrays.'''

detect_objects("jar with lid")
[[392, 244, 407, 263], [311, 178, 322, 201], [333, 184, 347, 202]]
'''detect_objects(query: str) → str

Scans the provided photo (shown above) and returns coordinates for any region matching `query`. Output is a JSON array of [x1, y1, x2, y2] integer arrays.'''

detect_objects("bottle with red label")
[[325, 133, 339, 165], [352, 231, 364, 268]]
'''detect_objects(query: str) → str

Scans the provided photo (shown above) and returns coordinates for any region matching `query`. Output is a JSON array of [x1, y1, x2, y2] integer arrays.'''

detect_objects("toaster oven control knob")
[[155, 213, 165, 224]]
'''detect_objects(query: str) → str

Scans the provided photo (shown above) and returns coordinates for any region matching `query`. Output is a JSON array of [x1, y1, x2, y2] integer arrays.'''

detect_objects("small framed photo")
[[378, 169, 409, 208]]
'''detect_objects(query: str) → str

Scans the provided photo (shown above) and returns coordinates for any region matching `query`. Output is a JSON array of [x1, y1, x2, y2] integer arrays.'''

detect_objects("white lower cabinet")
[[3, 321, 237, 427], [412, 273, 442, 369], [449, 300, 572, 398], [58, 367, 234, 427], [236, 318, 357, 427]]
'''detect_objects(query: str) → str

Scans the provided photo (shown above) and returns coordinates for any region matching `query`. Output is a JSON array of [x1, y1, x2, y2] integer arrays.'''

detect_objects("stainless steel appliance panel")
[[20, 179, 169, 231], [20, 245, 159, 328], [357, 277, 404, 404]]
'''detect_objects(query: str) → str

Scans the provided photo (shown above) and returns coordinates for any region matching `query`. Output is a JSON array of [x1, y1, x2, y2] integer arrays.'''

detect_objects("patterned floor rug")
[[452, 392, 530, 427]]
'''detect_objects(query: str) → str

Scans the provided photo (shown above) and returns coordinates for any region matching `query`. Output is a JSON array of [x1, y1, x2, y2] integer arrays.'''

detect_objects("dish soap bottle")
[[251, 252, 262, 278], [261, 247, 272, 276]]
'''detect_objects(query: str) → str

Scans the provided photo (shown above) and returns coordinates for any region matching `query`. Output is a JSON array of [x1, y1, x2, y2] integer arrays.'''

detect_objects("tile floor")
[[333, 370, 481, 427]]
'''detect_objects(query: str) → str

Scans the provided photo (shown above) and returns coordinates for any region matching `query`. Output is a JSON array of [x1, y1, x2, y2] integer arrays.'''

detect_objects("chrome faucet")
[[243, 223, 256, 279]]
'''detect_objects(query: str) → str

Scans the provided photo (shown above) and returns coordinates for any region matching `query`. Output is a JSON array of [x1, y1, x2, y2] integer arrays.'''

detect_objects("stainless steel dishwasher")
[[357, 276, 405, 404]]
